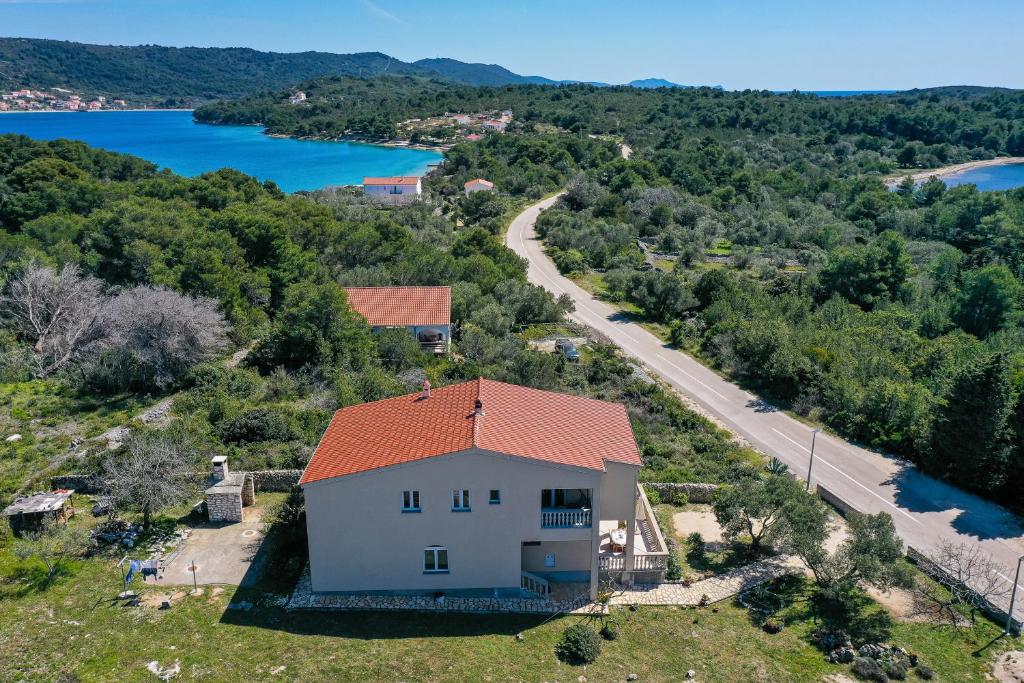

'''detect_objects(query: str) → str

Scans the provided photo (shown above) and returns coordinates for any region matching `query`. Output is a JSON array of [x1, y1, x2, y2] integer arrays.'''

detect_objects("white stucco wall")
[[303, 447, 634, 593]]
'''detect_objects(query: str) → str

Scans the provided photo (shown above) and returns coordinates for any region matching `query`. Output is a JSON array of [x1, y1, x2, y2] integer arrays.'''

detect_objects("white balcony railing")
[[521, 570, 551, 596], [541, 508, 592, 528]]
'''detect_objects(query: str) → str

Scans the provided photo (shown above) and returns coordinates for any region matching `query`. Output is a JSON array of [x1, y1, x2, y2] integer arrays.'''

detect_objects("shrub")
[[219, 407, 293, 443], [883, 657, 909, 680], [687, 531, 706, 557], [851, 656, 888, 682], [665, 538, 683, 580], [915, 664, 934, 680], [599, 620, 620, 640], [262, 488, 308, 583], [555, 623, 602, 665], [761, 617, 783, 634]]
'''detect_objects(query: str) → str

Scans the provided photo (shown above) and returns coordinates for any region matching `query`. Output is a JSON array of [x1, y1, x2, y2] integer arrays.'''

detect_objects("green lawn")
[[0, 515, 1017, 682]]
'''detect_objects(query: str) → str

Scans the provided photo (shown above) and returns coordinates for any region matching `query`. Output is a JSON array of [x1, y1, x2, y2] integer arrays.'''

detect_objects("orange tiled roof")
[[363, 176, 420, 186], [343, 286, 450, 327], [464, 178, 494, 188], [299, 378, 642, 485]]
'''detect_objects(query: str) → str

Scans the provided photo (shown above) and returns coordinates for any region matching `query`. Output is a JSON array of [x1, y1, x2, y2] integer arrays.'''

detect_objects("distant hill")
[[0, 38, 728, 105], [0, 37, 567, 105]]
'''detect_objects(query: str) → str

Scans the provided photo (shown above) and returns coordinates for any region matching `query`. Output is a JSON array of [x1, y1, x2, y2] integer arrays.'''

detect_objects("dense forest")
[[198, 78, 1024, 506], [195, 75, 1024, 160], [0, 134, 756, 501], [0, 37, 557, 106]]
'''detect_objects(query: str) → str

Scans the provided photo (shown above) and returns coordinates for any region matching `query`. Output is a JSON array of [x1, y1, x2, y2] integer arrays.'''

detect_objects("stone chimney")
[[474, 399, 485, 416], [421, 380, 431, 400], [211, 455, 229, 482]]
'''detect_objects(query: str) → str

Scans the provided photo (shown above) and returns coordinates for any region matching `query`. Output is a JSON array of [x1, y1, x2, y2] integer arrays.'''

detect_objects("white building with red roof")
[[362, 176, 422, 205], [343, 286, 450, 354], [463, 178, 494, 196], [300, 378, 668, 601]]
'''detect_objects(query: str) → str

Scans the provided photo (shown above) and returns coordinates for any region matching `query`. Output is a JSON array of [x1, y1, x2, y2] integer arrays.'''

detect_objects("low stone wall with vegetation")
[[251, 470, 302, 492], [51, 475, 103, 494], [642, 482, 719, 504]]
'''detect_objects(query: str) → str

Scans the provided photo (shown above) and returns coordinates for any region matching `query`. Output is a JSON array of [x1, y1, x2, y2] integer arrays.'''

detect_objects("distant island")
[[0, 37, 725, 107]]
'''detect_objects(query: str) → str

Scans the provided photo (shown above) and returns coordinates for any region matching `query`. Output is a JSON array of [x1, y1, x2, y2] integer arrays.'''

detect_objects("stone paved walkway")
[[607, 556, 799, 606], [287, 567, 598, 614]]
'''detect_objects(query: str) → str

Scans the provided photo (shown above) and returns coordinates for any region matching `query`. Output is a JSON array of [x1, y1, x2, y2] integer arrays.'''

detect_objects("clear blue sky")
[[2, 0, 1022, 90]]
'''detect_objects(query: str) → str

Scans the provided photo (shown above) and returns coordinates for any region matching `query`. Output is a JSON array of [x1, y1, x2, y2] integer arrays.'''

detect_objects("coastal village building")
[[299, 378, 667, 600], [343, 286, 451, 354], [451, 114, 472, 125], [482, 119, 507, 132], [362, 176, 422, 205], [464, 178, 495, 195], [289, 91, 307, 105]]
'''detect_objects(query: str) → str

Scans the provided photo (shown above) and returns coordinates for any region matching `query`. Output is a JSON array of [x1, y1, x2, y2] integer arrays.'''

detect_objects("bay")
[[941, 163, 1024, 191], [0, 110, 443, 193]]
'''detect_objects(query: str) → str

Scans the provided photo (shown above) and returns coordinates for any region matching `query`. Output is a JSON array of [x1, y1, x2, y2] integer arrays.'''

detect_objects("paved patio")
[[608, 556, 800, 606], [161, 507, 265, 586]]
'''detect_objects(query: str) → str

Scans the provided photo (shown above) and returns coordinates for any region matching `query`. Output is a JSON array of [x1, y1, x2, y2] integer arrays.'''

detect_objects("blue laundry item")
[[125, 560, 141, 584]]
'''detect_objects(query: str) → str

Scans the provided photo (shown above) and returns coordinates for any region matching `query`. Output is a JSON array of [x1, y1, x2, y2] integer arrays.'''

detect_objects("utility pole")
[[805, 429, 820, 492], [1007, 554, 1023, 636]]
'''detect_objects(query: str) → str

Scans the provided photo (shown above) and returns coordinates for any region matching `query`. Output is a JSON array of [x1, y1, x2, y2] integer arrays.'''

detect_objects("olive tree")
[[713, 474, 826, 556], [910, 541, 1009, 627], [1, 262, 103, 377], [13, 519, 92, 582], [102, 430, 200, 530]]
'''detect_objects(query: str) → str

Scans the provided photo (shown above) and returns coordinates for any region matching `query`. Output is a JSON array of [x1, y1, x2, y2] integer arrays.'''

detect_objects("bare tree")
[[102, 430, 199, 530], [96, 286, 229, 389], [1, 262, 103, 377], [910, 541, 1010, 627]]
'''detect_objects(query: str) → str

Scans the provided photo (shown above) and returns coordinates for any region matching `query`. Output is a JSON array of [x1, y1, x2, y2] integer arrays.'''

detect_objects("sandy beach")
[[884, 156, 1024, 186]]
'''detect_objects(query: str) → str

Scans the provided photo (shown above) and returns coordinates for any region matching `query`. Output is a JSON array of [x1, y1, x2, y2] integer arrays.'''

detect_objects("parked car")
[[554, 338, 581, 361]]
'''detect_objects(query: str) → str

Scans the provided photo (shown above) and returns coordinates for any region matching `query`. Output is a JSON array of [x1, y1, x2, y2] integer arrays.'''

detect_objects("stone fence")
[[251, 470, 302, 492], [52, 469, 303, 496], [642, 482, 719, 504], [50, 474, 103, 494]]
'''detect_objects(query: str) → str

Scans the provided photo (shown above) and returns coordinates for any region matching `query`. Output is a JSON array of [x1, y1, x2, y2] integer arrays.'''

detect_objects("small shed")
[[205, 456, 254, 523], [2, 490, 75, 537]]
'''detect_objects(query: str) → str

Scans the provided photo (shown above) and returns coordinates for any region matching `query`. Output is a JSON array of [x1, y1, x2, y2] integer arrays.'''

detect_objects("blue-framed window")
[[402, 490, 421, 512], [451, 489, 470, 511], [489, 489, 501, 505], [424, 545, 449, 573]]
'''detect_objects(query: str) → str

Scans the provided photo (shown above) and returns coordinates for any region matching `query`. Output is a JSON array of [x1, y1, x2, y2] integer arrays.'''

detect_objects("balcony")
[[541, 508, 592, 528], [598, 483, 670, 578]]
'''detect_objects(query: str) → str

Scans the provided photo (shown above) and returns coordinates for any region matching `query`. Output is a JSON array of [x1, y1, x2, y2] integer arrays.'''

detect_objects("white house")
[[300, 379, 668, 601], [482, 119, 507, 132], [362, 176, 422, 205], [289, 91, 307, 105], [343, 285, 451, 354], [463, 178, 494, 196]]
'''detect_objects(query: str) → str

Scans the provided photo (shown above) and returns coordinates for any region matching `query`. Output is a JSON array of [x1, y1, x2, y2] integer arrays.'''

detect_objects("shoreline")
[[263, 130, 451, 152], [0, 108, 194, 114], [884, 156, 1024, 186]]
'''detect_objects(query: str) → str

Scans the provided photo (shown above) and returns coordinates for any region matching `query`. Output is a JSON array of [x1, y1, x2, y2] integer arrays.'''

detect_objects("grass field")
[[0, 511, 1017, 682]]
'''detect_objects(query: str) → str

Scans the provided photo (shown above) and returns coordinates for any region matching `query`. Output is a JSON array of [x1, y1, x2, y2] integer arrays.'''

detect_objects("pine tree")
[[925, 353, 1016, 492]]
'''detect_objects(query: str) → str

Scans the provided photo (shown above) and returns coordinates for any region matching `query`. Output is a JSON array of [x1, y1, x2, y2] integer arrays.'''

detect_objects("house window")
[[402, 490, 420, 512], [489, 489, 501, 505], [544, 553, 556, 568], [424, 545, 449, 573], [452, 489, 471, 511]]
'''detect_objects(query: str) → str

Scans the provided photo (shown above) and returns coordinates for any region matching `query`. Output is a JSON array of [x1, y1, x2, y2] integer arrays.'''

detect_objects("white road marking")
[[655, 354, 729, 401], [770, 428, 921, 525]]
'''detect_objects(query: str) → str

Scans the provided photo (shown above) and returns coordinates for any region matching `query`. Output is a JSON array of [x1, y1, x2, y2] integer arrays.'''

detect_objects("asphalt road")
[[508, 194, 1024, 626]]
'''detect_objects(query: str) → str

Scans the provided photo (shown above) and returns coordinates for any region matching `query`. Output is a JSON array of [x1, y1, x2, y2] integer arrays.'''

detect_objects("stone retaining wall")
[[50, 475, 103, 494], [642, 482, 719, 504], [251, 470, 302, 492], [52, 469, 303, 495]]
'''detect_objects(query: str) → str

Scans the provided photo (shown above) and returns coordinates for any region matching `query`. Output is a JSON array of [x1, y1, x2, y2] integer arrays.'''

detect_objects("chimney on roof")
[[421, 380, 431, 400], [212, 455, 229, 482], [474, 399, 485, 416]]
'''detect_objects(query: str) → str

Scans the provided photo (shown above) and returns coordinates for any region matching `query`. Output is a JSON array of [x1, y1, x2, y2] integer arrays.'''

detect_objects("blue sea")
[[940, 163, 1024, 191], [0, 110, 443, 193]]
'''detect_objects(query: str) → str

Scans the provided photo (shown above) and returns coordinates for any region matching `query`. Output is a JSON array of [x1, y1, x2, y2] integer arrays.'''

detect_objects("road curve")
[[508, 194, 1024, 624]]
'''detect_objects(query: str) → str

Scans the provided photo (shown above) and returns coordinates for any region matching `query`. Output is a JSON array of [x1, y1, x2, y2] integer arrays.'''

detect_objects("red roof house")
[[343, 286, 451, 353]]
